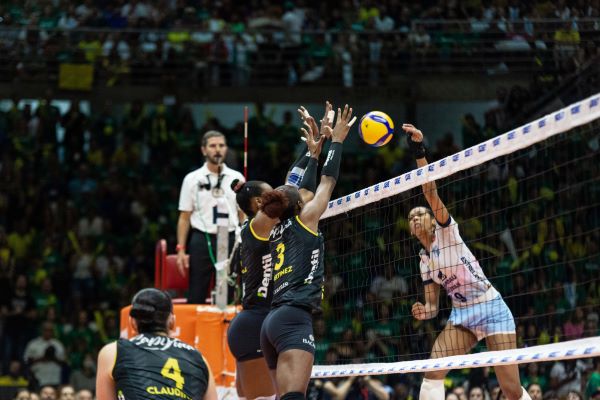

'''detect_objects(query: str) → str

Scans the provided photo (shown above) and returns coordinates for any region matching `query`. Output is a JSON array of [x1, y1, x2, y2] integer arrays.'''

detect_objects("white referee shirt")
[[178, 163, 245, 234]]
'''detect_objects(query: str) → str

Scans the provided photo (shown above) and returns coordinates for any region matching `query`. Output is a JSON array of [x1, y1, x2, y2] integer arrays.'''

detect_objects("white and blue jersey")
[[419, 216, 516, 340]]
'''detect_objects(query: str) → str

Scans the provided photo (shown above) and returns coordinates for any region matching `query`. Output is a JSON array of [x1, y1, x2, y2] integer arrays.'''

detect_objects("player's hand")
[[402, 124, 424, 142], [176, 251, 189, 277], [319, 101, 334, 139], [301, 123, 326, 158], [331, 104, 355, 143], [298, 106, 319, 135], [411, 301, 437, 320]]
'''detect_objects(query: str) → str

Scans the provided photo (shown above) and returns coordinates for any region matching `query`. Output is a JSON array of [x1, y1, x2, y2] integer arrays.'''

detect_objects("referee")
[[177, 130, 245, 304]]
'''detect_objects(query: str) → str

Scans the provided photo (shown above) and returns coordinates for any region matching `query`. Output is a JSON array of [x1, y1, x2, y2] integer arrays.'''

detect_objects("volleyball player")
[[259, 104, 354, 400], [96, 288, 217, 400], [402, 124, 530, 400], [226, 105, 330, 400]]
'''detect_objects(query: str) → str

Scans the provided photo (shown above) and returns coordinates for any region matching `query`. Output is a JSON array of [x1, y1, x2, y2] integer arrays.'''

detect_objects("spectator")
[[370, 264, 408, 302], [39, 385, 57, 400], [30, 346, 63, 388], [69, 354, 96, 392], [586, 359, 600, 400], [1, 274, 36, 371], [468, 386, 486, 400], [0, 360, 28, 392], [549, 360, 588, 398], [527, 383, 543, 400], [13, 389, 31, 400], [176, 130, 244, 303], [58, 385, 75, 400], [74, 389, 93, 400], [563, 308, 585, 340], [24, 322, 66, 365], [522, 363, 548, 393]]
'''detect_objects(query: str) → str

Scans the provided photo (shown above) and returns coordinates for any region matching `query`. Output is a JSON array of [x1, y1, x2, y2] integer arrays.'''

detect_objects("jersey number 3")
[[161, 358, 185, 389], [274, 243, 285, 271]]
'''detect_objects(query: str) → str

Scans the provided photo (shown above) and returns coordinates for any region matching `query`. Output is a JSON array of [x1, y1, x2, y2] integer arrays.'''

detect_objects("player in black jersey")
[[96, 288, 217, 400], [259, 104, 354, 400], [226, 103, 332, 400]]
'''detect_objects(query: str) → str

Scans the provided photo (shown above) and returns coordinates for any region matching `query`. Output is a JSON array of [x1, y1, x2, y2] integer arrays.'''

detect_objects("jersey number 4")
[[274, 243, 285, 271], [161, 358, 185, 389]]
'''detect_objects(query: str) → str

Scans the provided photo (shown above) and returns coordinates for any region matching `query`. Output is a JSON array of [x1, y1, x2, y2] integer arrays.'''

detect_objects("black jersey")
[[112, 333, 209, 400], [269, 215, 325, 313], [239, 219, 273, 310]]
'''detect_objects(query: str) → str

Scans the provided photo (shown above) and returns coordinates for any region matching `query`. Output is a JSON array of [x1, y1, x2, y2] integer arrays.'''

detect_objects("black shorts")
[[227, 308, 269, 362], [260, 305, 315, 369]]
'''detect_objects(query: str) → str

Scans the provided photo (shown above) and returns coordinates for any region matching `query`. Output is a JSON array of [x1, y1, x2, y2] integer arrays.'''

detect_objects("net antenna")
[[244, 106, 248, 180]]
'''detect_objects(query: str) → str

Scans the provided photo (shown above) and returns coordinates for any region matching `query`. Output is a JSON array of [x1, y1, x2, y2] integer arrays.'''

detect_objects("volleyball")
[[358, 111, 394, 147]]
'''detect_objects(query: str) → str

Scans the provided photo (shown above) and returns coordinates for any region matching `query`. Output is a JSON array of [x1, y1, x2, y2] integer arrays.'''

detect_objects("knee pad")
[[280, 392, 305, 400], [520, 387, 532, 400], [419, 378, 445, 400]]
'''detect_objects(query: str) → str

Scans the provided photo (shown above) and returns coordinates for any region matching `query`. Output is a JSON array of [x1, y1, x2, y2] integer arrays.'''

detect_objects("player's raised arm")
[[292, 101, 334, 203], [300, 104, 354, 233], [402, 124, 449, 226]]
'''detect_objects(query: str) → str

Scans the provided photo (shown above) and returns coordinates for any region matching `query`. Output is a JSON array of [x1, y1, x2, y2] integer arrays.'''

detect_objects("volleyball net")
[[314, 94, 600, 380]]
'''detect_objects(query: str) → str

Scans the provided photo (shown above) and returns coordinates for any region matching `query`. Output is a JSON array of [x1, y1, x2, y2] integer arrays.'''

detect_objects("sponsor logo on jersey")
[[270, 219, 293, 241], [257, 254, 273, 298], [132, 335, 196, 352], [460, 256, 485, 282], [304, 249, 320, 284], [274, 281, 289, 294]]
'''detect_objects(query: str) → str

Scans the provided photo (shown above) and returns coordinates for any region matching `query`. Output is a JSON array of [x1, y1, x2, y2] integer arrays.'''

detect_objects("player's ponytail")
[[232, 179, 267, 218], [260, 190, 289, 219], [260, 185, 301, 220], [130, 288, 173, 334]]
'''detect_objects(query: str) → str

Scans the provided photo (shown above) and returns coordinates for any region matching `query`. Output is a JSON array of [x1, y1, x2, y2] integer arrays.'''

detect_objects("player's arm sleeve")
[[436, 216, 461, 246], [178, 175, 194, 212]]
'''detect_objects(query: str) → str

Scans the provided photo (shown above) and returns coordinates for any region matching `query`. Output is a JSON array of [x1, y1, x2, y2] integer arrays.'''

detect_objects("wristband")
[[322, 142, 343, 181], [286, 145, 311, 187], [299, 157, 318, 193], [406, 135, 426, 159], [176, 244, 185, 252]]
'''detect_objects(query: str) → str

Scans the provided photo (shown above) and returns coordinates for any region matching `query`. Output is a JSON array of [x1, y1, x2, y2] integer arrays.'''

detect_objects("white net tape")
[[312, 337, 600, 378], [322, 93, 600, 219]]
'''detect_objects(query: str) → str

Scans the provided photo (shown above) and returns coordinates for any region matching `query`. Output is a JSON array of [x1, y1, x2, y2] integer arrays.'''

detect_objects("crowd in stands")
[[0, 89, 599, 399], [0, 0, 598, 86]]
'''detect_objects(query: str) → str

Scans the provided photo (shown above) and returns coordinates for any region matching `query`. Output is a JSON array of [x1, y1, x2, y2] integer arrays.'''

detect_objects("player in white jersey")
[[402, 124, 530, 400]]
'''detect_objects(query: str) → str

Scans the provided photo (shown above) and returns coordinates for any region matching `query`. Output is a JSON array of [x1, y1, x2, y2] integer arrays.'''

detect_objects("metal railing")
[[0, 18, 596, 87]]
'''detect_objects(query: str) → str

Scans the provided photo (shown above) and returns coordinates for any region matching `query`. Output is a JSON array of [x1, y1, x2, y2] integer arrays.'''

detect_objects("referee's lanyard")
[[195, 173, 228, 265], [195, 173, 235, 230]]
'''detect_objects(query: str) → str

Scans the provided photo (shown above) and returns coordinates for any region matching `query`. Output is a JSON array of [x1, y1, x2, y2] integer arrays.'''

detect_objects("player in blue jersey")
[[402, 124, 530, 400]]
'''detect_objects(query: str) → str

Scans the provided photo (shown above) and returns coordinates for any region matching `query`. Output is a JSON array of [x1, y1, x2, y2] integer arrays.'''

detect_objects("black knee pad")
[[280, 391, 305, 400]]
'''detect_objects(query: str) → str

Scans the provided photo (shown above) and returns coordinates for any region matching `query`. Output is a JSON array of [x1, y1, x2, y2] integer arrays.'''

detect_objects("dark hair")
[[231, 179, 267, 218], [201, 130, 226, 147], [130, 288, 173, 334], [260, 185, 301, 220]]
